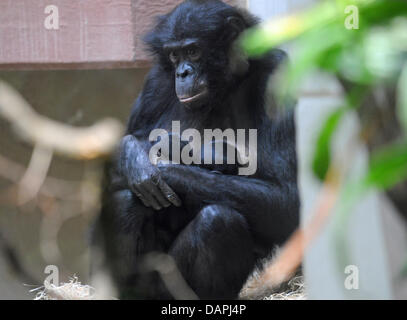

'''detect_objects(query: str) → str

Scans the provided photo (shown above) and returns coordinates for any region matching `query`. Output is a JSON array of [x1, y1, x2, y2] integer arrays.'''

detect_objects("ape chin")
[[93, 0, 299, 300], [178, 89, 209, 110]]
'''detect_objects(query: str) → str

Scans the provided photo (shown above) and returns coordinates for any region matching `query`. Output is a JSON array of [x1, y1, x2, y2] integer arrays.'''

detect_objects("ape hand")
[[128, 164, 182, 211], [119, 135, 182, 210], [157, 163, 218, 194]]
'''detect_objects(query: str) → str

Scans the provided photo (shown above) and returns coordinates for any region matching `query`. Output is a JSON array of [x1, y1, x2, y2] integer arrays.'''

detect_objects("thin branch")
[[142, 253, 199, 300], [18, 144, 53, 205], [0, 154, 81, 200], [242, 165, 342, 296], [0, 79, 124, 159]]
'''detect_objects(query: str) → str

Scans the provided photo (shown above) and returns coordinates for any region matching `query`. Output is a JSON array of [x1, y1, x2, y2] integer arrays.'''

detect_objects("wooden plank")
[[0, 0, 137, 69], [0, 0, 244, 70]]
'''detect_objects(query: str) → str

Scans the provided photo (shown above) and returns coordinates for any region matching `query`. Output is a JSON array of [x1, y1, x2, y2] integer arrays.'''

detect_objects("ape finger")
[[144, 180, 172, 208], [131, 185, 151, 208], [139, 183, 163, 211], [157, 180, 182, 207]]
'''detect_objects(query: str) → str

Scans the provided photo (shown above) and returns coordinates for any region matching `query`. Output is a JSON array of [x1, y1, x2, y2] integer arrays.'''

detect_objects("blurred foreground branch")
[[142, 253, 199, 300], [0, 153, 81, 200], [241, 166, 342, 297], [17, 144, 53, 204], [0, 79, 124, 160]]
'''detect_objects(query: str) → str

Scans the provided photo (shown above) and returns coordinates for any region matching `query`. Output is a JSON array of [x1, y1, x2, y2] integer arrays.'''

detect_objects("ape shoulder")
[[126, 66, 176, 136]]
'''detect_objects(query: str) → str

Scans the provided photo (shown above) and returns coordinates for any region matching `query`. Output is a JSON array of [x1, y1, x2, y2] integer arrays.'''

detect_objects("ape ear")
[[228, 39, 249, 76], [225, 16, 246, 41]]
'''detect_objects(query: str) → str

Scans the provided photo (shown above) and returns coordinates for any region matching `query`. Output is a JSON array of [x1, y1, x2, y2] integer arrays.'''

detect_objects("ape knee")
[[197, 205, 248, 235], [110, 189, 139, 214], [107, 189, 151, 233], [112, 189, 133, 203], [111, 189, 146, 211]]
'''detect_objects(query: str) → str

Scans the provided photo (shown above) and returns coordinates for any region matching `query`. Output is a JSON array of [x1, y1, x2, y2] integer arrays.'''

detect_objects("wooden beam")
[[0, 0, 244, 70]]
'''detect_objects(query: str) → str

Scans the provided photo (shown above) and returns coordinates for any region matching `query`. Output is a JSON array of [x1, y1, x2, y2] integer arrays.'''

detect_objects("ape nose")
[[176, 64, 194, 79]]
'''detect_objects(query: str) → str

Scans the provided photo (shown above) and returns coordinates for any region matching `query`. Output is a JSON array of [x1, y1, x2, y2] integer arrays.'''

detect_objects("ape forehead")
[[164, 16, 223, 42], [163, 38, 200, 51], [155, 24, 221, 49], [144, 0, 249, 54], [161, 0, 232, 39]]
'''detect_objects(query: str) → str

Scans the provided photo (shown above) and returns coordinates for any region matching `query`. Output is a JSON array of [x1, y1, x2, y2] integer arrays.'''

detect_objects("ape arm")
[[116, 134, 181, 210], [159, 164, 299, 245]]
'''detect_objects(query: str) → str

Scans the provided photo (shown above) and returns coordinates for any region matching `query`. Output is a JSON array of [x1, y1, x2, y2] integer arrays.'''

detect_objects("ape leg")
[[99, 189, 174, 299], [169, 205, 255, 299]]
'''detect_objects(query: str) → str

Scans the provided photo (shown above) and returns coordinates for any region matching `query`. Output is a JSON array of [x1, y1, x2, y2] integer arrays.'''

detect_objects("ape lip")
[[178, 89, 208, 103]]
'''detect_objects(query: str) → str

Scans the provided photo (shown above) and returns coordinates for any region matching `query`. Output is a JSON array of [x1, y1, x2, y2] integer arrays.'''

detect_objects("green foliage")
[[398, 64, 407, 133], [312, 108, 345, 181], [363, 141, 407, 190], [241, 0, 407, 184], [242, 0, 407, 276], [332, 142, 407, 275], [402, 258, 407, 277]]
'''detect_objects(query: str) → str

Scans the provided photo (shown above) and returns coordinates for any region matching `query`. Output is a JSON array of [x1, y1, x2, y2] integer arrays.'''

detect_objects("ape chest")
[[149, 120, 256, 176]]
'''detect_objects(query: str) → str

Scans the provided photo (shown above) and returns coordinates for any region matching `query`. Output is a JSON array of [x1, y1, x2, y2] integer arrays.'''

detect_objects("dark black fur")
[[95, 0, 299, 299]]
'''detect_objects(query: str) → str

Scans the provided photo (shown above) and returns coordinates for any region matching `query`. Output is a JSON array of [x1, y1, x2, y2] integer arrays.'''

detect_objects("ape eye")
[[169, 51, 178, 63], [187, 48, 201, 60]]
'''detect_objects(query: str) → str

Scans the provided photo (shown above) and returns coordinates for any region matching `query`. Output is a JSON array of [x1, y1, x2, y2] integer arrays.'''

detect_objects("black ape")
[[96, 0, 299, 299]]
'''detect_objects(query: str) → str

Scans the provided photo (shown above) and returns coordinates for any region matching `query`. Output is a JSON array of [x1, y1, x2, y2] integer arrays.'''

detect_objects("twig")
[[142, 252, 199, 300], [0, 232, 38, 285], [0, 154, 81, 200], [0, 79, 124, 159], [242, 165, 342, 295], [18, 144, 53, 205]]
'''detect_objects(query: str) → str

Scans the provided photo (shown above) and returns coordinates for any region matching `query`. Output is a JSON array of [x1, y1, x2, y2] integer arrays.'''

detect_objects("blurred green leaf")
[[242, 0, 407, 55], [362, 141, 407, 189], [242, 0, 407, 103], [402, 256, 407, 277], [241, 0, 407, 84], [397, 64, 407, 133], [244, 0, 407, 275], [333, 141, 407, 272], [311, 87, 366, 182], [312, 108, 346, 181]]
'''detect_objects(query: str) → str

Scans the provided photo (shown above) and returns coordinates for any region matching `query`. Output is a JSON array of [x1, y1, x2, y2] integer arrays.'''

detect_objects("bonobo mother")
[[94, 0, 299, 300]]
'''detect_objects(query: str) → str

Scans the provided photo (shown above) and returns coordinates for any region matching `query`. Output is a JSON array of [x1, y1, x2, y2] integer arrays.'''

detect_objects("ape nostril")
[[177, 70, 189, 78], [176, 63, 194, 79]]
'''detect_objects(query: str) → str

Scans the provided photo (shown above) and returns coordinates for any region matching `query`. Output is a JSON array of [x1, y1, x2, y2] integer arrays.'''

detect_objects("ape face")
[[144, 0, 258, 110], [164, 38, 209, 109]]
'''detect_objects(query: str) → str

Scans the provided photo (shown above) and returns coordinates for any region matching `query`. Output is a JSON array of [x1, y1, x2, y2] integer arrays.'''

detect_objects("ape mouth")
[[178, 88, 208, 104]]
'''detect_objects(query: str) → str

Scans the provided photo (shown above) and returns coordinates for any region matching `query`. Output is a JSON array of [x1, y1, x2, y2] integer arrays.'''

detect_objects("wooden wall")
[[0, 0, 246, 70]]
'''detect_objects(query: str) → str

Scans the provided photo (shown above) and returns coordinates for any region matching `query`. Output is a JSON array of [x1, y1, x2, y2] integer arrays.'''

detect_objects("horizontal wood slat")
[[0, 0, 244, 70]]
